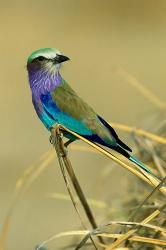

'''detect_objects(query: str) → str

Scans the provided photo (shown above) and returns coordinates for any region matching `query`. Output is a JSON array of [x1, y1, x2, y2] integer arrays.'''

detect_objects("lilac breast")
[[29, 70, 62, 98], [28, 69, 63, 129]]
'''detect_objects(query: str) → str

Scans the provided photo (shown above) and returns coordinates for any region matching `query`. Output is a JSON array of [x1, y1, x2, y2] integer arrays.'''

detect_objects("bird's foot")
[[49, 134, 68, 157], [49, 135, 55, 145]]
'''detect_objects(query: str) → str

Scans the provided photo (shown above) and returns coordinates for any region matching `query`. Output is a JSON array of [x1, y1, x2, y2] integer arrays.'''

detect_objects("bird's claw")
[[49, 133, 64, 144], [49, 135, 56, 145], [49, 134, 68, 157]]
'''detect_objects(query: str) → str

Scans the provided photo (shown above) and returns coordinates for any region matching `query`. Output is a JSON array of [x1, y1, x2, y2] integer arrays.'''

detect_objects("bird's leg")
[[50, 126, 67, 157], [50, 126, 64, 144], [58, 133, 69, 157], [64, 138, 75, 148], [50, 126, 76, 156]]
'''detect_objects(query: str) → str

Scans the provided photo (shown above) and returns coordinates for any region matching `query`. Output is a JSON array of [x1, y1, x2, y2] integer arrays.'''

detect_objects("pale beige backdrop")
[[0, 1, 165, 249]]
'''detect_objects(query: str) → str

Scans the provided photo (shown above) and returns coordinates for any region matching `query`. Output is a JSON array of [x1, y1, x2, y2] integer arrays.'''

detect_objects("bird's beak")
[[54, 54, 70, 63]]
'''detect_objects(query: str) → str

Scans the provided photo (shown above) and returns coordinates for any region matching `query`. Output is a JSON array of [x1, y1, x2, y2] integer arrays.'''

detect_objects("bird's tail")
[[129, 155, 152, 174], [114, 145, 154, 175], [129, 155, 161, 180]]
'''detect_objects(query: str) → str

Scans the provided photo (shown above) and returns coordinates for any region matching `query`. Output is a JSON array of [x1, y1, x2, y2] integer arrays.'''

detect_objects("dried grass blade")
[[118, 67, 165, 109], [51, 126, 100, 249], [57, 125, 166, 196], [106, 205, 166, 250], [110, 123, 166, 145]]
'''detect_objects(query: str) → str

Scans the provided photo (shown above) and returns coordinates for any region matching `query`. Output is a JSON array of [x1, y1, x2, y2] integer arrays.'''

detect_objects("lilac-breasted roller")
[[26, 48, 153, 174]]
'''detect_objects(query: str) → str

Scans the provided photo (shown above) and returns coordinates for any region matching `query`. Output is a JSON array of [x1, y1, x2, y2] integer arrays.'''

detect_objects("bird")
[[26, 47, 153, 175]]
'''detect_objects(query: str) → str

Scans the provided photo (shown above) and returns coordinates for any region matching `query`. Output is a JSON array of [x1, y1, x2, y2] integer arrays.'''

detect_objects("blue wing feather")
[[33, 92, 131, 151], [40, 93, 93, 136]]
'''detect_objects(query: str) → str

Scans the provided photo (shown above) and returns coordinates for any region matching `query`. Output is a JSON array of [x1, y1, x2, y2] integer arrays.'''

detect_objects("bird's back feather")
[[36, 79, 130, 152], [51, 81, 117, 145]]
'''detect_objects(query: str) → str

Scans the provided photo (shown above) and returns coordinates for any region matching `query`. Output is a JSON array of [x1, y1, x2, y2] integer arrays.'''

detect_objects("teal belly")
[[40, 93, 92, 136]]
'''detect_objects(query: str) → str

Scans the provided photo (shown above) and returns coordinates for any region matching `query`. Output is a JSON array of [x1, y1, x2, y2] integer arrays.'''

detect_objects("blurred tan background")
[[0, 0, 165, 249]]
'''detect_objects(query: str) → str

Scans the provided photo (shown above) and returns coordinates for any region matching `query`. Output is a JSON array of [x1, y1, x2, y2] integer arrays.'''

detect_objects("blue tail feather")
[[129, 156, 152, 174]]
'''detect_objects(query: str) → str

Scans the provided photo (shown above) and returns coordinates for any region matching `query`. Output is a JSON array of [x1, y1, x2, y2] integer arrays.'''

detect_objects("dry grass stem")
[[0, 150, 53, 250], [1, 112, 165, 250], [51, 125, 103, 249], [35, 226, 166, 250], [110, 122, 166, 145], [46, 124, 166, 250], [55, 125, 166, 196], [106, 204, 166, 250], [118, 67, 166, 109], [128, 176, 166, 222], [47, 192, 108, 209]]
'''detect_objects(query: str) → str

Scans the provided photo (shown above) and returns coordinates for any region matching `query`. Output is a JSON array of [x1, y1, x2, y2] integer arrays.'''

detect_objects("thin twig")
[[0, 150, 53, 250], [32, 229, 166, 249], [117, 67, 166, 109], [106, 204, 166, 250], [75, 218, 166, 250], [144, 139, 166, 178], [51, 125, 104, 248], [110, 122, 166, 145], [56, 125, 166, 196], [128, 175, 166, 222]]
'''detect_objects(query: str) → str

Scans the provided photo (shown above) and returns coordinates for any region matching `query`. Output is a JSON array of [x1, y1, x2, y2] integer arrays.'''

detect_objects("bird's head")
[[27, 48, 70, 74]]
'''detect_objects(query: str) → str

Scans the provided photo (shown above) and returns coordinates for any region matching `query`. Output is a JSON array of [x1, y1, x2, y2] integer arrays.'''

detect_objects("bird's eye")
[[37, 56, 45, 61]]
